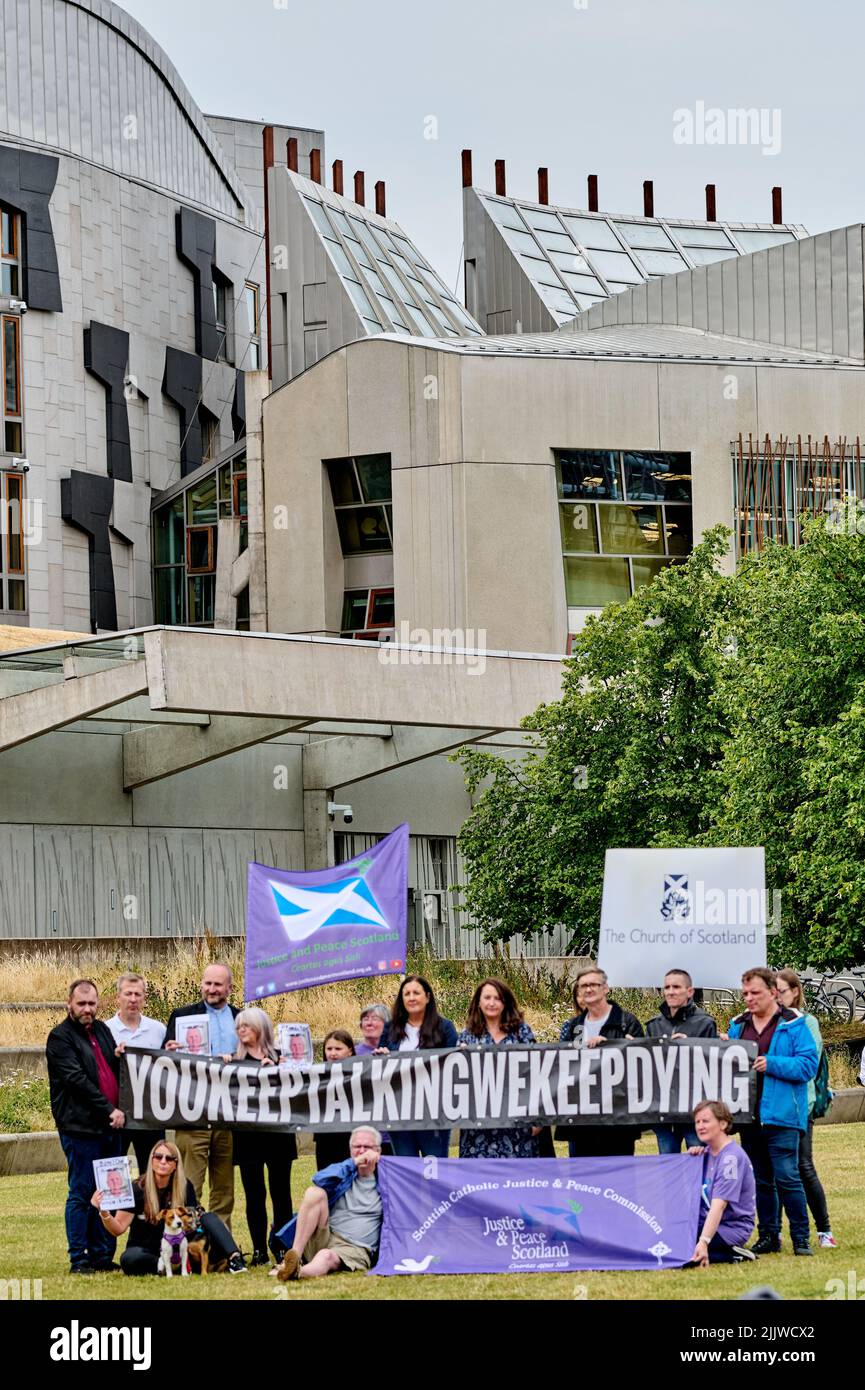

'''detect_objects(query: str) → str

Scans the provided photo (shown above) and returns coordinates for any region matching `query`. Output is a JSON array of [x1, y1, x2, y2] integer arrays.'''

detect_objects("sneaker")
[[69, 1262, 94, 1275], [276, 1250, 300, 1283], [750, 1234, 782, 1256], [732, 1245, 757, 1262], [793, 1243, 813, 1257], [249, 1250, 270, 1268], [818, 1231, 838, 1248], [227, 1254, 247, 1274]]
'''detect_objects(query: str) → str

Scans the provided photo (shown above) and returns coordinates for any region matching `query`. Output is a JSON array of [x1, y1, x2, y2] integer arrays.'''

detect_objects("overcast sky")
[[122, 0, 860, 290]]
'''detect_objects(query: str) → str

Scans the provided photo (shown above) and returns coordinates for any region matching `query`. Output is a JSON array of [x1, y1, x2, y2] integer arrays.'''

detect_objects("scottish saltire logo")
[[269, 874, 389, 944], [245, 824, 409, 999], [660, 874, 691, 922]]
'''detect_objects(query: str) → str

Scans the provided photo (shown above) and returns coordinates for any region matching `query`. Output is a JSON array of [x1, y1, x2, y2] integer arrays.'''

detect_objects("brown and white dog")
[[157, 1208, 190, 1277]]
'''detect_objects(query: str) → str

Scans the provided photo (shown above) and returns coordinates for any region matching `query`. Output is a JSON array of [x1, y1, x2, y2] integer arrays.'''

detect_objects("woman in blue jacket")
[[376, 975, 457, 1158]]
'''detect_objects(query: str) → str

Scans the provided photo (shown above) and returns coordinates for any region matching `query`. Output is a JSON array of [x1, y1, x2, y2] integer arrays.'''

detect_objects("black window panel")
[[155, 568, 185, 624], [153, 497, 185, 565], [624, 451, 692, 503], [335, 506, 392, 554], [369, 589, 395, 625], [187, 573, 215, 625], [342, 590, 370, 630], [187, 527, 214, 572], [355, 453, 392, 502], [664, 505, 693, 556], [236, 585, 250, 631], [326, 458, 362, 506], [556, 450, 622, 500]]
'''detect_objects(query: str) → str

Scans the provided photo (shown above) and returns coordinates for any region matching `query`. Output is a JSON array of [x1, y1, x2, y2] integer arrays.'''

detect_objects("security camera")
[[327, 802, 354, 825], [10, 299, 27, 313], [11, 458, 29, 472]]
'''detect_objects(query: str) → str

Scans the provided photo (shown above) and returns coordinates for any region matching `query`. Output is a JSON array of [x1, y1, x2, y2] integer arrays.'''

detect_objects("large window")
[[733, 434, 863, 554], [245, 283, 261, 370], [1, 469, 26, 615], [1, 206, 21, 298], [152, 447, 248, 626], [325, 454, 393, 555], [557, 449, 692, 619], [2, 314, 23, 454]]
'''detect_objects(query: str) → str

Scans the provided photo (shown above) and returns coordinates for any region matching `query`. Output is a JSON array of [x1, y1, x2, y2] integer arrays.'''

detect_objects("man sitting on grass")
[[271, 1126, 383, 1281]]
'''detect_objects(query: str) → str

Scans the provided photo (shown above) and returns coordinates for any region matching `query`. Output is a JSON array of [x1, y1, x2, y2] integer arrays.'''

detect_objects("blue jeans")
[[654, 1125, 699, 1154], [389, 1129, 451, 1158], [740, 1123, 810, 1247], [59, 1131, 124, 1267]]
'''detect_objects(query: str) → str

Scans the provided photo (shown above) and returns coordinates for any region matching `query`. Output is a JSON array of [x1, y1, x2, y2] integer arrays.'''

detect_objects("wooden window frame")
[[186, 524, 215, 575], [232, 471, 248, 518], [2, 314, 22, 418], [366, 586, 394, 628], [5, 472, 24, 574]]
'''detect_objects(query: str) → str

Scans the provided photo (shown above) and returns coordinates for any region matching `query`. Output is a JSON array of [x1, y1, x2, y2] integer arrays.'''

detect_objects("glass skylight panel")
[[327, 208, 354, 237], [538, 230, 578, 255], [377, 260, 412, 300], [630, 247, 689, 275], [537, 283, 580, 316], [559, 270, 605, 297], [379, 297, 407, 328], [549, 248, 594, 275], [585, 248, 643, 283], [327, 239, 361, 280], [304, 198, 337, 239], [362, 317, 384, 335], [483, 197, 527, 231], [503, 226, 542, 256], [350, 218, 383, 259], [524, 207, 564, 234], [684, 246, 739, 266], [343, 277, 379, 321], [670, 225, 734, 249], [734, 229, 795, 252], [562, 216, 625, 251], [617, 222, 676, 250]]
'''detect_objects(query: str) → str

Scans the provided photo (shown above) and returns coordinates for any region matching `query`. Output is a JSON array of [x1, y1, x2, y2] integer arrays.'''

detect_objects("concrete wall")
[[262, 334, 865, 653]]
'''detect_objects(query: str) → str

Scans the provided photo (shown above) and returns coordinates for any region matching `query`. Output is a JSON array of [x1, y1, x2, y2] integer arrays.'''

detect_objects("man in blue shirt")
[[165, 964, 239, 1229], [272, 1127, 383, 1282]]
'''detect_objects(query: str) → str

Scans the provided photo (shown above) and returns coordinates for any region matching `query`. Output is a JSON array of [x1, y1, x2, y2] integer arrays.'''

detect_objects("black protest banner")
[[120, 1039, 756, 1132]]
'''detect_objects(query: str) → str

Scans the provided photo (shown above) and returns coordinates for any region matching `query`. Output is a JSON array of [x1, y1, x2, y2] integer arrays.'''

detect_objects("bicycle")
[[802, 972, 855, 1023]]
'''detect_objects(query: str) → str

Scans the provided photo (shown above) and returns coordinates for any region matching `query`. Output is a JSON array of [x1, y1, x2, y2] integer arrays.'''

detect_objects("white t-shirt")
[[583, 1010, 611, 1042], [398, 1023, 420, 1052], [106, 1013, 166, 1050]]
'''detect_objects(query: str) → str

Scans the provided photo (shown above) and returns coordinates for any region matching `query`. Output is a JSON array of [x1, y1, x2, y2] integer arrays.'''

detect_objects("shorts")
[[302, 1225, 375, 1272]]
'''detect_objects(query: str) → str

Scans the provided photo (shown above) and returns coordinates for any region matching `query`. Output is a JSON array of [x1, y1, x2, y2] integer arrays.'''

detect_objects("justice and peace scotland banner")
[[120, 1038, 757, 1132], [244, 823, 409, 1000], [375, 1155, 702, 1274]]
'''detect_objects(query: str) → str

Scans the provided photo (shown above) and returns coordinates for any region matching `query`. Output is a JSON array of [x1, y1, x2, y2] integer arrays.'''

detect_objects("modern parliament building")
[[2, 0, 865, 952]]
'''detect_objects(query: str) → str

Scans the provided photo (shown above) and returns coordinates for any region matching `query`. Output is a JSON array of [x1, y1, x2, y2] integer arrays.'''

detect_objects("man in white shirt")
[[105, 973, 166, 1175]]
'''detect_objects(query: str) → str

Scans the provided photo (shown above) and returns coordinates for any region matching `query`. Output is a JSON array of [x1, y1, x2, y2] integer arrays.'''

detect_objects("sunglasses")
[[153, 1152, 177, 1163]]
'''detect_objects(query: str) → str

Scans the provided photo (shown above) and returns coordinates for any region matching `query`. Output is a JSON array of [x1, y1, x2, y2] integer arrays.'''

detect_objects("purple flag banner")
[[375, 1156, 701, 1274], [244, 824, 409, 1000]]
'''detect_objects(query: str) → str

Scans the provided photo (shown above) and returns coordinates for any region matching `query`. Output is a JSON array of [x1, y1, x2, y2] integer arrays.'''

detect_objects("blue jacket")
[[379, 1017, 458, 1051], [728, 1007, 818, 1132], [275, 1157, 377, 1249]]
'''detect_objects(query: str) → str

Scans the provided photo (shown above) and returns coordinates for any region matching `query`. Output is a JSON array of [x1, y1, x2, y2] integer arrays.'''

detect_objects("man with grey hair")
[[106, 973, 166, 1174], [164, 964, 239, 1227], [272, 1126, 384, 1281]]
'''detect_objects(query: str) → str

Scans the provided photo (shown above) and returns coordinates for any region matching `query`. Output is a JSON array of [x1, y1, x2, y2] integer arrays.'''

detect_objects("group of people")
[[45, 959, 836, 1281]]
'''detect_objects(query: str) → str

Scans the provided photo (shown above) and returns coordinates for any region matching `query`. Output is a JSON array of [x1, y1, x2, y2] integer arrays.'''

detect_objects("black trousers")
[[237, 1149, 294, 1253], [795, 1120, 831, 1232], [559, 1126, 639, 1158], [120, 1213, 235, 1275]]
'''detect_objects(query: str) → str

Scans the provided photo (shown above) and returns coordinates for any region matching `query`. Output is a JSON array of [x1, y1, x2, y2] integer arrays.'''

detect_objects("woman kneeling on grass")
[[91, 1140, 246, 1275], [688, 1100, 757, 1266]]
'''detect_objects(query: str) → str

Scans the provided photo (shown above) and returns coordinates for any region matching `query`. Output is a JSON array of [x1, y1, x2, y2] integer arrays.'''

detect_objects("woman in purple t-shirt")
[[688, 1099, 757, 1265]]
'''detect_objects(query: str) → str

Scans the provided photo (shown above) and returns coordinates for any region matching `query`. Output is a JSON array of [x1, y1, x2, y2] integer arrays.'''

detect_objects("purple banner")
[[375, 1156, 701, 1274], [244, 824, 408, 1000]]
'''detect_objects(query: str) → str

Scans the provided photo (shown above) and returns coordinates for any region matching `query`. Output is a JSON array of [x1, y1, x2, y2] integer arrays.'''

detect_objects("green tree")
[[455, 513, 865, 968], [454, 528, 731, 950]]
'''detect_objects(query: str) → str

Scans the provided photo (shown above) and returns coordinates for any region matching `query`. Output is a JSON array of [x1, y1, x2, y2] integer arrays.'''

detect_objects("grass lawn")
[[1, 1127, 861, 1301]]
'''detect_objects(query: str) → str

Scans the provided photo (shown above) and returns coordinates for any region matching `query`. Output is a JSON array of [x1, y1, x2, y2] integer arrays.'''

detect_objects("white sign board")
[[598, 847, 767, 987]]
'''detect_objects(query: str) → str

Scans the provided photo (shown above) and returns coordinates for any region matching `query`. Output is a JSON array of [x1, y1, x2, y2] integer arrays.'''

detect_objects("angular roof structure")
[[269, 169, 482, 384], [464, 184, 807, 334]]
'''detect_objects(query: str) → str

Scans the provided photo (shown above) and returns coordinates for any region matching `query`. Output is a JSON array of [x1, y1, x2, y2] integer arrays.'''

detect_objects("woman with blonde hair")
[[91, 1140, 245, 1275], [230, 1008, 298, 1266], [775, 969, 837, 1247]]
